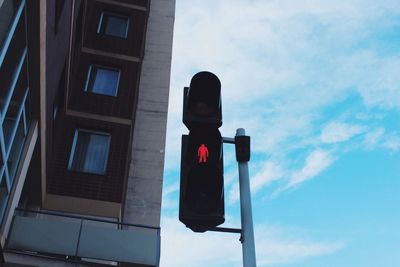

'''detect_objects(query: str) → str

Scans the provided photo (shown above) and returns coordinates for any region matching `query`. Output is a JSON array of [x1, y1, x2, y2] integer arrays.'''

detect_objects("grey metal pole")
[[236, 128, 257, 267]]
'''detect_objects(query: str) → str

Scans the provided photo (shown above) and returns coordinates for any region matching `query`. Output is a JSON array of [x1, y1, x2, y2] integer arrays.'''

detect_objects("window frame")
[[84, 64, 121, 97], [97, 11, 130, 39], [67, 129, 111, 175]]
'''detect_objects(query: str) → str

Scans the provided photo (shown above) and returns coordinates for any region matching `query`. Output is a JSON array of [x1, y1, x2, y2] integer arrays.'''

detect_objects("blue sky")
[[160, 0, 400, 266]]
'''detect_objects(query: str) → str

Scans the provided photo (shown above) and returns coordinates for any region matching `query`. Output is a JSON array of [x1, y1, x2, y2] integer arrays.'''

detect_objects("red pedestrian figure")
[[198, 144, 209, 163]]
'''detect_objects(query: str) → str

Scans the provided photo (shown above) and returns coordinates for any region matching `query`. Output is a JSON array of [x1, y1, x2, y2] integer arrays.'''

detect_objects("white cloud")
[[223, 167, 239, 187], [227, 161, 283, 204], [338, 52, 400, 109], [361, 129, 400, 152], [363, 128, 385, 149], [163, 182, 180, 196], [288, 149, 335, 189], [257, 238, 344, 266], [251, 162, 283, 193], [320, 122, 366, 143], [227, 182, 240, 205], [160, 216, 345, 267], [161, 182, 180, 210], [382, 133, 400, 152]]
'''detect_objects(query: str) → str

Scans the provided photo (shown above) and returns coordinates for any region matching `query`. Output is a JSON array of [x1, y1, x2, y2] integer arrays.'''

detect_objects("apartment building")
[[0, 0, 174, 266]]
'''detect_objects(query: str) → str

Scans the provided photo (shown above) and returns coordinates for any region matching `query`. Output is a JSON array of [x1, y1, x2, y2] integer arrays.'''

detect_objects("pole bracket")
[[206, 226, 242, 234], [222, 137, 235, 144]]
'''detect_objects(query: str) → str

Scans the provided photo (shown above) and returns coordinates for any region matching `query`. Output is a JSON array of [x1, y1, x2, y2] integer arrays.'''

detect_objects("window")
[[97, 12, 129, 38], [68, 130, 111, 175], [85, 65, 120, 96]]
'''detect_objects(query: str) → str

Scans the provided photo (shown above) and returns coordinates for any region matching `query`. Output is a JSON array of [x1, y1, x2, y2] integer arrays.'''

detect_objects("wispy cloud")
[[257, 238, 345, 266], [289, 149, 335, 188], [271, 149, 336, 196], [228, 161, 283, 204], [161, 181, 180, 210], [320, 122, 366, 144], [160, 216, 345, 267], [363, 128, 385, 149], [251, 162, 283, 193], [382, 132, 400, 152], [361, 128, 400, 152]]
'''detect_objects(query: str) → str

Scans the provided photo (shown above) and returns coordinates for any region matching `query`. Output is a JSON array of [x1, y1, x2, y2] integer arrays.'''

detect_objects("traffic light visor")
[[188, 71, 221, 117]]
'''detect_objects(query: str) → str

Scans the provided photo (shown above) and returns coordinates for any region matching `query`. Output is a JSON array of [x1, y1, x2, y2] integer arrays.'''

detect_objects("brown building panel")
[[82, 1, 148, 58], [48, 0, 151, 206], [48, 114, 130, 203], [115, 0, 150, 8], [68, 51, 141, 118]]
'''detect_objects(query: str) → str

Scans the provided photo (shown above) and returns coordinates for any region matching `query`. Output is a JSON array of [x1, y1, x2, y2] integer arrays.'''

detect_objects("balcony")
[[5, 209, 160, 266], [0, 0, 30, 222]]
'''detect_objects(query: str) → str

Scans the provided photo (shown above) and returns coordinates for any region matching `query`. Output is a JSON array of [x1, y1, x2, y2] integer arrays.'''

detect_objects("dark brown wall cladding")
[[82, 1, 148, 58], [45, 0, 72, 180], [116, 0, 150, 8], [48, 114, 131, 203], [68, 52, 140, 119]]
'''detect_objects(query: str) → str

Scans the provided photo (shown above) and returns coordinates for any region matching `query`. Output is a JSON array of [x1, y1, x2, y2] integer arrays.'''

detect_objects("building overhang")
[[43, 194, 121, 219]]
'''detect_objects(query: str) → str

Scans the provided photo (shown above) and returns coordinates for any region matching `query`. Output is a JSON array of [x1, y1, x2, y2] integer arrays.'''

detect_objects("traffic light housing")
[[183, 71, 222, 129], [179, 71, 225, 232]]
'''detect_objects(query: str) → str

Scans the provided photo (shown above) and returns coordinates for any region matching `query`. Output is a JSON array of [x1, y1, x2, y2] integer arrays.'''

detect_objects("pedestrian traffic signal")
[[179, 71, 225, 232], [180, 130, 224, 230]]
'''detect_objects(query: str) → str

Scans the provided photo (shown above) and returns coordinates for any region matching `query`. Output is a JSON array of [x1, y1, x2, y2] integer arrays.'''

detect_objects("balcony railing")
[[0, 0, 29, 222], [6, 209, 161, 266]]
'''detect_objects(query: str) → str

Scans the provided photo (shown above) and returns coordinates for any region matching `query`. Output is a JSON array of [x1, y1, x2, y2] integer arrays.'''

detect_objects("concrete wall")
[[123, 0, 175, 227]]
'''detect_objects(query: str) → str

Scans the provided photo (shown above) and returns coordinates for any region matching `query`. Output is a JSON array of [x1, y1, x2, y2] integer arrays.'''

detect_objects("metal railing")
[[0, 0, 29, 222], [6, 208, 161, 266], [15, 208, 160, 230]]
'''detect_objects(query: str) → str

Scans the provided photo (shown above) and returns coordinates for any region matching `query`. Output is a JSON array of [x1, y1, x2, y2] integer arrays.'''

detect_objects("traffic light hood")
[[188, 71, 221, 117], [183, 71, 222, 129]]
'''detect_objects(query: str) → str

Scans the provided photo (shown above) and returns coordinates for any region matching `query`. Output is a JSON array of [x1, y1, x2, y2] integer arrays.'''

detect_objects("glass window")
[[85, 65, 120, 96], [98, 12, 129, 38], [68, 130, 111, 175]]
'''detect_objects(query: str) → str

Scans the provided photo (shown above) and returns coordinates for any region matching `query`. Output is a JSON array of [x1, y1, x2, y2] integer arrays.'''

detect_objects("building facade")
[[0, 0, 174, 266]]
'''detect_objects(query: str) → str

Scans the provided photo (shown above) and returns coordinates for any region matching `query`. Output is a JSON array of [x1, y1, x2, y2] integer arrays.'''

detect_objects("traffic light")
[[179, 71, 225, 232]]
